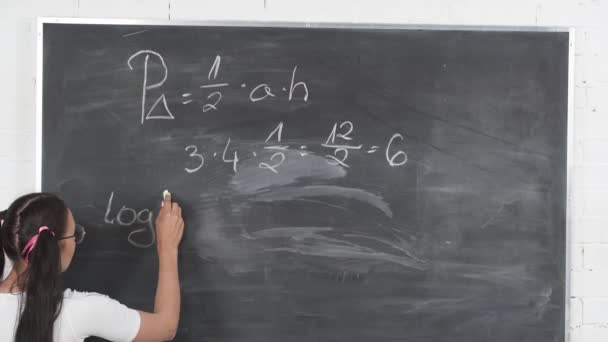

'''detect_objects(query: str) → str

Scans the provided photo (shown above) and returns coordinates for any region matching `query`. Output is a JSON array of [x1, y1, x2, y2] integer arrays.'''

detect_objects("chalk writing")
[[104, 192, 155, 248], [127, 50, 175, 124], [127, 52, 309, 123], [184, 121, 408, 174]]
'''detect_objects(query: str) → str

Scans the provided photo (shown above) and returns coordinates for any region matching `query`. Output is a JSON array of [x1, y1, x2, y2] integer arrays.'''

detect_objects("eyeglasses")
[[57, 224, 86, 244]]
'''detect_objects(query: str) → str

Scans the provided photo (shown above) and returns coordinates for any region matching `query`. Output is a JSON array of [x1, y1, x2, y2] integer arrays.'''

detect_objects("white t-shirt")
[[0, 289, 141, 342]]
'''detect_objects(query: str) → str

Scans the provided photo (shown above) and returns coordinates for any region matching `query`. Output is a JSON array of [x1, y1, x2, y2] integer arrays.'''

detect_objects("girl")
[[0, 192, 184, 341]]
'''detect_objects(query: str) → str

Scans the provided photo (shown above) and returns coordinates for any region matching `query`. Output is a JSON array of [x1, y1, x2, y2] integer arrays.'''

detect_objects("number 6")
[[386, 134, 407, 167]]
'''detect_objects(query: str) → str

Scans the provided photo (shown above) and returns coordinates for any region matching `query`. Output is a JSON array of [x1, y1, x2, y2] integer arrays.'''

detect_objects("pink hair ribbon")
[[21, 226, 55, 263]]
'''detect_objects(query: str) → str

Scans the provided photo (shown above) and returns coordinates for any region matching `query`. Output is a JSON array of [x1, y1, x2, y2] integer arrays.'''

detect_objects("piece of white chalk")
[[163, 190, 171, 198]]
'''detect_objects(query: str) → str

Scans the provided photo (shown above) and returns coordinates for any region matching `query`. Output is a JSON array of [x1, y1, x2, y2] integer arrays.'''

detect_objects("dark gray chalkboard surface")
[[41, 22, 569, 342]]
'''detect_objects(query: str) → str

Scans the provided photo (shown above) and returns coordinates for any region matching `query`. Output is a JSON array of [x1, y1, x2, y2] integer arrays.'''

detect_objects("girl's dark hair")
[[0, 192, 68, 342]]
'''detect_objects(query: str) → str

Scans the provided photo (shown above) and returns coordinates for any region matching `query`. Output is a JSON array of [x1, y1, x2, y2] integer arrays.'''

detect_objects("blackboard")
[[40, 21, 569, 342]]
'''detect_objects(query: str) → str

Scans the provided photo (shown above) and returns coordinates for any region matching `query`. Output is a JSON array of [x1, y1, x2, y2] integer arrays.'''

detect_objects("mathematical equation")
[[126, 50, 407, 171], [127, 50, 309, 125], [184, 121, 408, 174]]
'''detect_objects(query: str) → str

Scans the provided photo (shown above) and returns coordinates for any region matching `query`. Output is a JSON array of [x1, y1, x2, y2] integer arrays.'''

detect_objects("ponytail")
[[15, 228, 64, 342], [1, 193, 68, 342]]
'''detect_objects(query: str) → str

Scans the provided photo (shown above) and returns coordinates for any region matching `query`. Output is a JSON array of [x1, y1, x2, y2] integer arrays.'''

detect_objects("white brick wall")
[[0, 1, 606, 340]]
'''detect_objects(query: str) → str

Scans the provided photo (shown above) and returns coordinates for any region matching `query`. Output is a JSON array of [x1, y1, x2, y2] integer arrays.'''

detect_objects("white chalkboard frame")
[[34, 17, 575, 341]]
